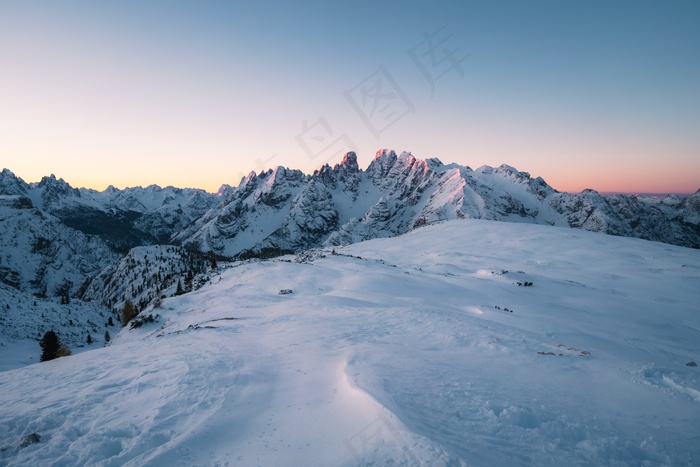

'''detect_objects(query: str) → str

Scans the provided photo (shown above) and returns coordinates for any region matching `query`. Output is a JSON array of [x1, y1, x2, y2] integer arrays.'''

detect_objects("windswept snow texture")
[[1, 219, 700, 466]]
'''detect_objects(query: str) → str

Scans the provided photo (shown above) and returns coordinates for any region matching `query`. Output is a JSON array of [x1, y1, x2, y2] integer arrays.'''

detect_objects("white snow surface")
[[1, 219, 699, 466]]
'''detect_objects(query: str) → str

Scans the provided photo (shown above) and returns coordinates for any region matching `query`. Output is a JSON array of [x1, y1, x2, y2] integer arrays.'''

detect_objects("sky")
[[1, 1, 698, 194]]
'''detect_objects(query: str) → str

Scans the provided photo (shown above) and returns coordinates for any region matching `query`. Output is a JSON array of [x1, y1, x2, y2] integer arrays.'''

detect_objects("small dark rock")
[[687, 361, 697, 367], [279, 289, 293, 295], [19, 433, 41, 448]]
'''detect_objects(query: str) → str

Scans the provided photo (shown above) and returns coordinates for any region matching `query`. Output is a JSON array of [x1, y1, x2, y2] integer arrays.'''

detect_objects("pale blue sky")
[[1, 1, 698, 193]]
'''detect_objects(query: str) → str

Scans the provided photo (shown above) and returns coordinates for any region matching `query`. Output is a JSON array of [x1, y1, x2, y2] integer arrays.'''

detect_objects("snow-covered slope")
[[1, 219, 698, 466], [0, 194, 118, 298], [0, 284, 115, 370]]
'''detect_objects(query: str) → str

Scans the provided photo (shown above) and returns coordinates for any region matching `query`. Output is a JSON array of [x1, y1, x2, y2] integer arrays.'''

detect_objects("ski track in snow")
[[1, 219, 699, 466]]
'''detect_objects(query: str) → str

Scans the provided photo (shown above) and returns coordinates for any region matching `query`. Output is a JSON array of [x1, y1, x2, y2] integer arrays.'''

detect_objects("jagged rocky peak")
[[0, 168, 29, 196], [37, 174, 81, 198], [528, 175, 556, 198], [240, 170, 258, 187], [425, 157, 444, 170], [368, 149, 399, 179], [36, 174, 82, 207], [256, 166, 305, 186], [404, 153, 436, 175], [248, 166, 306, 208], [374, 148, 396, 159], [312, 163, 335, 183], [312, 152, 362, 188], [215, 184, 232, 197], [390, 151, 423, 173], [38, 173, 74, 190], [681, 188, 700, 203], [366, 150, 434, 188], [337, 151, 359, 173], [275, 166, 305, 185]]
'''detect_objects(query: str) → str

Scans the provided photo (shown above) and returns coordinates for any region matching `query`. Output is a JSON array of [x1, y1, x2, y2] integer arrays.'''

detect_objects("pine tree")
[[104, 330, 111, 343], [86, 334, 93, 345], [185, 270, 193, 291], [40, 331, 60, 362], [120, 300, 138, 327]]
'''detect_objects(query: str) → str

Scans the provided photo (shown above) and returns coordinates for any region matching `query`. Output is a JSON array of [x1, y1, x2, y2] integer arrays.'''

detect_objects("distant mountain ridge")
[[1, 168, 218, 252], [172, 150, 700, 255], [2, 151, 699, 262]]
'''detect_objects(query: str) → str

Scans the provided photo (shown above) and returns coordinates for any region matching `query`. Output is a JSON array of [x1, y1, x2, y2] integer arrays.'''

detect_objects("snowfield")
[[1, 219, 699, 466]]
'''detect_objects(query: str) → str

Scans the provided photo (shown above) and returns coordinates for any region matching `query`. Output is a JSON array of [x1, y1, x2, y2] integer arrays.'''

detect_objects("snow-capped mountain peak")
[[0, 168, 30, 196]]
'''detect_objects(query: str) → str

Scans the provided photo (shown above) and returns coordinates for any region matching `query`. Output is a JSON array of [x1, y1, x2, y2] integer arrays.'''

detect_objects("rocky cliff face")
[[175, 150, 700, 255]]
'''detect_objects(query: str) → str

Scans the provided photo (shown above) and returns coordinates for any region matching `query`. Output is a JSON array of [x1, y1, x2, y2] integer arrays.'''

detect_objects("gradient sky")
[[1, 1, 698, 193]]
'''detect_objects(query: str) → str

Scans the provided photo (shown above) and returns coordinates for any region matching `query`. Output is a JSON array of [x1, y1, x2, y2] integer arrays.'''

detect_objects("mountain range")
[[3, 150, 699, 262], [0, 149, 698, 343]]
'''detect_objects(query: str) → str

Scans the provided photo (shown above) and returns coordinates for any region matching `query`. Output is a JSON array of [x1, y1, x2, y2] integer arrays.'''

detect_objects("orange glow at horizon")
[[3, 147, 698, 196]]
